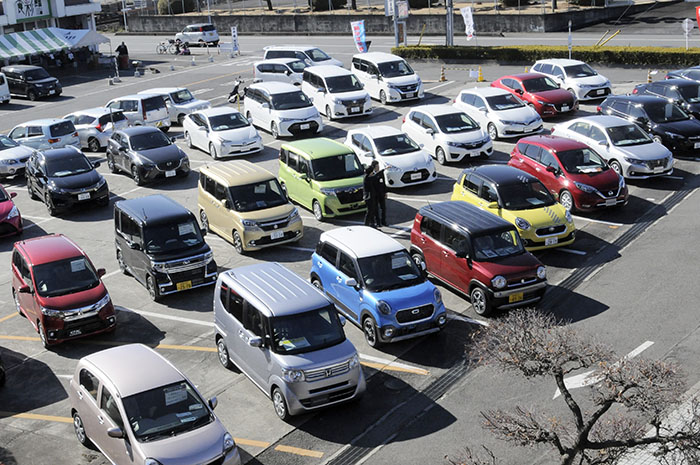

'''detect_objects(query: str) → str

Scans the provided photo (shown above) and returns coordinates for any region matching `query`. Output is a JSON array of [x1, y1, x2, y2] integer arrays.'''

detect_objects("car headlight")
[[619, 176, 626, 189], [333, 98, 343, 105], [536, 99, 547, 105], [95, 177, 107, 189], [223, 432, 236, 454], [623, 156, 645, 165], [48, 183, 67, 193], [499, 120, 519, 125], [385, 164, 401, 172], [144, 459, 163, 465], [278, 117, 295, 122], [96, 293, 111, 308], [514, 217, 531, 230], [665, 132, 684, 139], [537, 266, 547, 280], [365, 94, 371, 102], [151, 261, 167, 273], [386, 82, 397, 89], [137, 157, 155, 168], [282, 368, 305, 383], [204, 251, 214, 264], [348, 353, 359, 369], [34, 83, 43, 88], [433, 288, 442, 305], [565, 210, 573, 223], [289, 208, 300, 221], [6, 205, 19, 219], [603, 80, 611, 87], [574, 181, 597, 194], [446, 141, 462, 147], [241, 219, 258, 228], [41, 306, 64, 318], [0, 159, 18, 165], [377, 300, 391, 315], [320, 187, 337, 196], [491, 275, 507, 289]]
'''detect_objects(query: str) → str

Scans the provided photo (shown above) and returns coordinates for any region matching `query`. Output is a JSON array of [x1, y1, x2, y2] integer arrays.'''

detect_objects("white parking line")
[[24, 218, 54, 230], [572, 215, 623, 227], [21, 215, 51, 221], [279, 245, 315, 253], [448, 312, 489, 327], [425, 81, 454, 92], [192, 88, 212, 95], [557, 248, 587, 256], [387, 195, 431, 204], [116, 306, 215, 327], [101, 270, 122, 279]]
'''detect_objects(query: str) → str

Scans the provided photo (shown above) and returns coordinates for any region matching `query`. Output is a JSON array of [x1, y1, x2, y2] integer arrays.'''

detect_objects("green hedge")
[[391, 45, 700, 67]]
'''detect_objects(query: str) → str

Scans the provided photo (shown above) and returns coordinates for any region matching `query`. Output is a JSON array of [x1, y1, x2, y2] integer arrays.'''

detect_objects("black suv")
[[26, 147, 109, 216], [633, 79, 700, 119], [598, 95, 700, 156], [1, 65, 61, 101], [114, 195, 217, 301]]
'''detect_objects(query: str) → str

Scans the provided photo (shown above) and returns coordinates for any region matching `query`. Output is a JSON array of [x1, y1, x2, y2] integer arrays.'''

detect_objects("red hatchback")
[[492, 73, 577, 118], [0, 184, 21, 237], [509, 135, 628, 212], [11, 234, 116, 347]]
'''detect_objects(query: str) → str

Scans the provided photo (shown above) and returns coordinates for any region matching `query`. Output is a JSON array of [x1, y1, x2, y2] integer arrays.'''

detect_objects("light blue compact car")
[[310, 226, 447, 348]]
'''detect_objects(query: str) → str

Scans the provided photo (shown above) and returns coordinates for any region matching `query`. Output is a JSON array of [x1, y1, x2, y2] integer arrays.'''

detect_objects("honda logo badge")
[[411, 308, 420, 315], [325, 369, 333, 377]]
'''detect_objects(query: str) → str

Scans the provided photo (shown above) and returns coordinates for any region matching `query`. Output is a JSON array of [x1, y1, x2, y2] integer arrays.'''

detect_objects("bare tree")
[[454, 309, 700, 465]]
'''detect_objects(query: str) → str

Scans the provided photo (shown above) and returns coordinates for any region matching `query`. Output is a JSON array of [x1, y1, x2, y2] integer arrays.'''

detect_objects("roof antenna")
[[142, 208, 148, 220], [427, 200, 432, 209]]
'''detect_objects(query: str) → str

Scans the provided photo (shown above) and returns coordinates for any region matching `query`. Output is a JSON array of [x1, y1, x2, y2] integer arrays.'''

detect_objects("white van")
[[0, 73, 10, 104], [254, 59, 307, 86], [351, 52, 423, 105], [138, 87, 211, 125], [263, 46, 343, 68], [301, 65, 372, 120], [105, 94, 171, 131], [243, 82, 322, 139]]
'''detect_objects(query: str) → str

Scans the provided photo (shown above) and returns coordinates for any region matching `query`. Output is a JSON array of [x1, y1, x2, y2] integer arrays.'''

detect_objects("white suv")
[[302, 65, 372, 120], [263, 46, 343, 68], [531, 59, 611, 102], [351, 52, 423, 105], [243, 82, 322, 139], [175, 23, 219, 46]]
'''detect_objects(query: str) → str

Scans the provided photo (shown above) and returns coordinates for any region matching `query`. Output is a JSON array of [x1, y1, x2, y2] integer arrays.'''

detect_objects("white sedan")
[[344, 125, 436, 188], [183, 107, 263, 159], [551, 115, 674, 179], [453, 87, 542, 140]]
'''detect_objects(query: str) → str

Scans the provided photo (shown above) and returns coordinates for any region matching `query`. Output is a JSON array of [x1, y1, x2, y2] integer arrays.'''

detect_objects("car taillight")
[[596, 106, 601, 113], [402, 115, 406, 123], [48, 138, 60, 144], [199, 26, 204, 32], [72, 132, 78, 137], [632, 88, 638, 94], [95, 123, 103, 132]]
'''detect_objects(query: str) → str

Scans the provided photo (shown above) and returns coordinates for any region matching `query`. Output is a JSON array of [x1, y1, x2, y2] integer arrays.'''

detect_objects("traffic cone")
[[134, 69, 140, 78], [477, 66, 484, 83], [439, 65, 446, 82], [170, 64, 175, 71], [647, 69, 652, 83], [191, 56, 196, 66]]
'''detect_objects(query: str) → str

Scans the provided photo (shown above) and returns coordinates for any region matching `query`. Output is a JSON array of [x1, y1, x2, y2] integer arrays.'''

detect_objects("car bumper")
[[279, 119, 323, 137], [385, 167, 437, 188], [378, 311, 448, 343], [151, 118, 171, 130], [0, 216, 22, 237], [575, 86, 611, 101], [446, 142, 493, 162], [489, 281, 547, 310], [624, 163, 674, 179], [321, 196, 366, 218], [49, 183, 110, 210], [155, 261, 218, 295], [285, 368, 366, 416], [32, 87, 61, 98], [521, 228, 576, 251], [43, 305, 117, 345], [330, 102, 373, 119], [0, 161, 27, 176], [141, 159, 190, 181], [538, 102, 577, 118], [241, 221, 303, 251], [219, 140, 264, 157], [387, 86, 424, 102], [574, 190, 629, 212], [499, 122, 544, 138]]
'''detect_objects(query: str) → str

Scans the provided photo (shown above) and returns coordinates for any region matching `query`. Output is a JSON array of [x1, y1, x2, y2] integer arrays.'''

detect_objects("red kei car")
[[12, 234, 116, 347], [0, 184, 21, 237], [508, 135, 628, 212], [492, 73, 577, 118]]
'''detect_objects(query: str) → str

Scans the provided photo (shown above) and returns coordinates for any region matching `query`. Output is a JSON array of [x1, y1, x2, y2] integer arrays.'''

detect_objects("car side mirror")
[[318, 87, 326, 93], [118, 146, 126, 152], [10, 192, 16, 198], [92, 161, 101, 168], [300, 173, 309, 181], [339, 315, 347, 326], [597, 140, 609, 147], [208, 396, 218, 410], [479, 107, 488, 113], [425, 128, 435, 135], [198, 126, 207, 131], [107, 427, 124, 439], [515, 89, 523, 95], [223, 199, 231, 209], [128, 242, 141, 250], [18, 284, 30, 294], [487, 201, 499, 209], [262, 103, 270, 110], [455, 250, 468, 259], [97, 268, 106, 277], [363, 151, 374, 158], [248, 336, 263, 348], [285, 70, 291, 76], [345, 278, 357, 287], [546, 165, 559, 175]]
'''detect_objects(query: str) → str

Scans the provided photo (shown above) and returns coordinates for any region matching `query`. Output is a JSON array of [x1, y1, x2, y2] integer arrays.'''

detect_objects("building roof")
[[353, 52, 403, 63], [461, 164, 538, 186], [319, 226, 404, 259], [306, 65, 351, 78], [200, 160, 273, 186], [418, 201, 514, 236], [16, 234, 85, 266], [283, 138, 352, 159], [249, 81, 299, 94], [115, 195, 194, 226]]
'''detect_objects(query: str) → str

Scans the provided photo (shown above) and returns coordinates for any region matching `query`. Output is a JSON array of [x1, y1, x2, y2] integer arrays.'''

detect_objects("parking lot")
[[0, 35, 699, 465]]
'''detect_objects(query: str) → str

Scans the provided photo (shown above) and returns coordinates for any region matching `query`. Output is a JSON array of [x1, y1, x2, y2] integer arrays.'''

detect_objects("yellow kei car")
[[450, 165, 575, 251]]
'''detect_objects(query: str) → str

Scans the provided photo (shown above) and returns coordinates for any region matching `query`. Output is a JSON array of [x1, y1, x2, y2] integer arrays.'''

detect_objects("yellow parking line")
[[360, 361, 429, 376], [155, 343, 216, 352], [0, 313, 18, 323], [2, 412, 73, 424], [0, 335, 40, 341], [274, 445, 324, 458], [235, 438, 270, 448]]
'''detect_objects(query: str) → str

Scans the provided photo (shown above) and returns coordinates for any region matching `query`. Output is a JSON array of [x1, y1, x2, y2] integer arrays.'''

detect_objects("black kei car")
[[1, 65, 61, 101], [107, 127, 189, 185], [598, 95, 700, 157], [25, 147, 109, 216], [633, 79, 700, 119], [114, 195, 217, 301]]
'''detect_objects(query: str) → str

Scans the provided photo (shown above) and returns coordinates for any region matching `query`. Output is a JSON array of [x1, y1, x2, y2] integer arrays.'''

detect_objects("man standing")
[[115, 41, 129, 70], [363, 162, 379, 228], [373, 164, 387, 227]]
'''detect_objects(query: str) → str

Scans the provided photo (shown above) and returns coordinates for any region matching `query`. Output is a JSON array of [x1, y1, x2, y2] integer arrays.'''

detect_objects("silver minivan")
[[214, 262, 365, 420], [105, 94, 171, 132], [69, 344, 241, 465]]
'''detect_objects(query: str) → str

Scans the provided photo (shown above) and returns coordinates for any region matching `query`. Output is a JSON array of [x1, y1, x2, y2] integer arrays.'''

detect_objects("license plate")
[[406, 92, 416, 98], [508, 293, 524, 303], [271, 230, 284, 240], [49, 89, 55, 95], [300, 123, 310, 130], [68, 329, 82, 337], [410, 173, 422, 180], [545, 237, 558, 246], [77, 193, 90, 201], [165, 170, 176, 177], [694, 142, 700, 149], [561, 105, 569, 111], [653, 166, 664, 173], [176, 280, 192, 291], [350, 106, 360, 113], [605, 199, 617, 206], [596, 89, 605, 95]]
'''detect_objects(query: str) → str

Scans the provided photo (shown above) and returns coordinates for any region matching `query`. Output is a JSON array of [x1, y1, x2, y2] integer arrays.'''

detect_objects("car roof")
[[42, 147, 84, 159], [68, 107, 122, 117], [461, 164, 539, 186], [418, 201, 514, 236], [605, 94, 666, 105], [200, 160, 273, 186], [109, 94, 160, 101], [2, 65, 43, 71], [305, 65, 351, 78], [520, 134, 588, 151], [119, 126, 162, 136], [115, 195, 193, 225], [645, 78, 697, 88], [15, 233, 86, 266], [566, 115, 631, 127], [409, 104, 463, 116], [535, 58, 584, 66], [197, 106, 241, 117], [138, 88, 185, 95], [249, 81, 299, 94], [320, 226, 404, 259], [282, 137, 353, 159], [458, 87, 511, 97], [222, 262, 330, 318], [81, 344, 184, 397], [508, 73, 547, 81], [264, 45, 316, 52], [255, 58, 301, 66], [349, 125, 401, 139], [353, 52, 403, 63], [16, 118, 67, 126]]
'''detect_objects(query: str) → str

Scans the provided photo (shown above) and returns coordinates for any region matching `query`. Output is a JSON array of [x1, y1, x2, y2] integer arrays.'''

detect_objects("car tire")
[[116, 249, 130, 276], [146, 274, 161, 302], [312, 200, 324, 222], [131, 165, 144, 186], [325, 105, 334, 121], [216, 337, 233, 369], [379, 90, 387, 105], [559, 189, 574, 212], [470, 286, 491, 317], [362, 315, 382, 348], [27, 180, 38, 200], [73, 412, 94, 449], [232, 230, 244, 254], [435, 147, 447, 165], [271, 122, 280, 139], [311, 276, 323, 291], [185, 131, 193, 149], [107, 154, 118, 173], [272, 387, 290, 421], [45, 193, 57, 217], [13, 289, 23, 317], [200, 210, 210, 233], [609, 159, 623, 177], [177, 114, 186, 126], [209, 143, 219, 160], [27, 91, 37, 101], [37, 321, 49, 348], [87, 137, 101, 153], [487, 123, 498, 141], [411, 251, 426, 271]]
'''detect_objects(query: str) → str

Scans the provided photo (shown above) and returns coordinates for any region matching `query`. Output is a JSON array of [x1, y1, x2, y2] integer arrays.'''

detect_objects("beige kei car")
[[197, 161, 303, 253]]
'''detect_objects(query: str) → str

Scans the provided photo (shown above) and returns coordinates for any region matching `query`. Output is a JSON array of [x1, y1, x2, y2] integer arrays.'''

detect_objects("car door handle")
[[317, 261, 323, 268], [77, 391, 83, 400], [335, 276, 342, 283], [97, 416, 104, 425], [238, 330, 248, 341]]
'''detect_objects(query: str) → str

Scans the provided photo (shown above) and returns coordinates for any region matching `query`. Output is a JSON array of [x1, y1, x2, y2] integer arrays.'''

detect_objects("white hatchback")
[[531, 59, 611, 102], [301, 65, 372, 120], [402, 105, 492, 165], [183, 107, 263, 159], [453, 87, 543, 140], [243, 82, 322, 139], [138, 87, 210, 126], [345, 125, 436, 188]]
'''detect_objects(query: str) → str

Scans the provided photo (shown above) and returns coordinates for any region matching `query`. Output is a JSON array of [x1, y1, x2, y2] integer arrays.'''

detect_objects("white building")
[[0, 0, 101, 34]]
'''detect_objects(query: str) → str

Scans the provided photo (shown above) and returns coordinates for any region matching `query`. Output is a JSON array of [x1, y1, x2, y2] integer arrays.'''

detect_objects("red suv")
[[509, 135, 628, 212], [11, 234, 116, 347], [492, 73, 577, 118], [410, 201, 547, 316]]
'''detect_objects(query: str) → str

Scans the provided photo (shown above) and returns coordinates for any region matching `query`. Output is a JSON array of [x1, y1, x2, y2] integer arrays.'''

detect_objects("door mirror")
[[10, 192, 16, 198], [128, 242, 141, 250], [223, 199, 231, 209], [546, 165, 559, 175], [299, 173, 308, 181], [107, 427, 124, 439], [208, 396, 218, 410], [597, 140, 608, 147], [487, 201, 499, 209], [197, 126, 208, 131], [285, 70, 291, 76], [636, 117, 649, 125], [97, 268, 106, 278], [248, 336, 263, 348], [118, 146, 127, 152], [515, 89, 523, 95], [18, 284, 30, 294], [362, 151, 374, 158], [92, 161, 101, 169], [339, 315, 347, 326], [455, 250, 468, 259], [345, 278, 357, 287], [372, 74, 379, 80], [424, 128, 435, 135], [317, 87, 326, 93], [479, 107, 488, 113], [261, 103, 270, 110]]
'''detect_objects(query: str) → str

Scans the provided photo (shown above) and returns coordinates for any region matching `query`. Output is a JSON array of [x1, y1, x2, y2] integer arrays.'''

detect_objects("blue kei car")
[[310, 226, 447, 348]]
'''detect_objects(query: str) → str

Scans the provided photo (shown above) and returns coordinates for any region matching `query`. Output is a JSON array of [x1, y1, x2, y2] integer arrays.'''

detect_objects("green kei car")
[[279, 138, 366, 221]]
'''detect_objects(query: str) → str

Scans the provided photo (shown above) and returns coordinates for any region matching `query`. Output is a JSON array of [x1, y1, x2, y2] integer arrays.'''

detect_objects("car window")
[[9, 127, 25, 139], [480, 183, 499, 202], [27, 126, 43, 137], [588, 125, 606, 142], [50, 121, 75, 137], [123, 100, 139, 112], [100, 388, 124, 430], [663, 87, 680, 99], [459, 93, 474, 106], [79, 369, 99, 400], [610, 100, 629, 114], [13, 250, 32, 288], [472, 96, 486, 109], [201, 173, 216, 197], [214, 182, 228, 202], [242, 304, 265, 338], [511, 80, 524, 92], [279, 148, 288, 165], [219, 282, 244, 322], [410, 111, 422, 125], [444, 228, 469, 253], [540, 64, 553, 74], [143, 96, 165, 112], [338, 252, 358, 280], [522, 143, 543, 161], [500, 78, 514, 88], [119, 212, 142, 246], [539, 149, 558, 168], [318, 241, 338, 264], [569, 122, 589, 136], [287, 150, 299, 171], [629, 104, 647, 119], [553, 66, 565, 78], [463, 173, 482, 195], [420, 216, 441, 241], [422, 115, 438, 132]]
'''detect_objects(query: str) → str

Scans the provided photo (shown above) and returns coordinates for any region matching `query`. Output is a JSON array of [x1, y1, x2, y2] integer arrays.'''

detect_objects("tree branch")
[[554, 368, 584, 430]]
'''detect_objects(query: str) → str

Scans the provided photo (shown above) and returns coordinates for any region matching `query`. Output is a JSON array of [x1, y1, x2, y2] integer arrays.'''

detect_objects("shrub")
[[157, 0, 197, 14]]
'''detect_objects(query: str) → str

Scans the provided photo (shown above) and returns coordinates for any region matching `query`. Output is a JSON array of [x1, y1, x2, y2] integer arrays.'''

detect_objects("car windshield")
[[170, 89, 195, 104], [50, 121, 75, 137], [435, 113, 479, 133], [523, 76, 559, 92], [230, 179, 287, 212], [208, 112, 249, 131], [288, 60, 307, 73], [122, 381, 212, 442], [326, 75, 363, 93], [311, 153, 364, 181], [33, 256, 100, 297], [374, 134, 420, 156], [270, 91, 312, 110], [644, 102, 690, 123], [270, 305, 346, 355], [98, 111, 127, 127], [357, 250, 424, 292], [678, 84, 700, 103], [130, 131, 171, 151], [45, 154, 93, 177], [606, 124, 652, 146], [0, 135, 19, 150], [308, 48, 331, 62], [0, 188, 7, 202], [486, 93, 525, 110], [473, 230, 525, 261], [558, 148, 608, 174], [499, 179, 556, 210], [378, 60, 413, 78], [564, 64, 597, 78], [25, 68, 50, 81], [144, 220, 204, 253]]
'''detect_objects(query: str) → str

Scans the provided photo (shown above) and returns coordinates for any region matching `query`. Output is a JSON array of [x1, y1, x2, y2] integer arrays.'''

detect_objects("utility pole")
[[207, 0, 211, 22], [393, 0, 399, 48], [446, 0, 454, 46]]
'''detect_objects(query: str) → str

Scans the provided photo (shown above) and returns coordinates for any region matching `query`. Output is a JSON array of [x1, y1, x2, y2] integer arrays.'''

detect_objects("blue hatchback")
[[310, 226, 447, 348]]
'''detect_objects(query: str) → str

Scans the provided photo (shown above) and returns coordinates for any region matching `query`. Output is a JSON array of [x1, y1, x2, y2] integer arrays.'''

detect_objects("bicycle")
[[156, 40, 178, 55]]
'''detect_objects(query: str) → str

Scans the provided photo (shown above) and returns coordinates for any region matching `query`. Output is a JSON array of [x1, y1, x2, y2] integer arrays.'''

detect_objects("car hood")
[[238, 203, 294, 222], [0, 144, 33, 161], [493, 105, 541, 123], [138, 419, 227, 465], [175, 98, 210, 111], [442, 129, 488, 144], [570, 74, 608, 87], [367, 279, 440, 313], [530, 89, 575, 104], [500, 203, 570, 229], [275, 338, 357, 370], [313, 175, 364, 190], [50, 170, 103, 190], [276, 106, 318, 120], [475, 252, 542, 282], [0, 200, 16, 219], [147, 242, 211, 262], [137, 144, 184, 163], [40, 284, 108, 311], [383, 74, 420, 86], [379, 150, 432, 170], [330, 90, 369, 101], [613, 141, 672, 161], [653, 118, 700, 137], [214, 125, 258, 143], [29, 77, 59, 85], [565, 168, 620, 191]]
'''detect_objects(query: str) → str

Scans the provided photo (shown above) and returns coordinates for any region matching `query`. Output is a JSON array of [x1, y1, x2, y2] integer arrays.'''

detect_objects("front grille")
[[397, 84, 418, 93], [288, 121, 319, 134], [400, 169, 430, 183], [304, 360, 351, 381], [584, 88, 610, 99], [156, 159, 181, 171], [204, 456, 225, 465], [506, 276, 538, 288], [341, 98, 364, 106], [299, 386, 356, 408], [396, 304, 434, 324], [459, 140, 486, 150], [253, 231, 297, 245], [63, 315, 103, 330], [336, 188, 364, 205], [159, 254, 209, 273], [646, 158, 667, 168], [258, 218, 290, 232], [168, 267, 205, 283], [535, 224, 566, 236], [309, 381, 349, 395], [555, 102, 574, 112], [0, 223, 19, 236]]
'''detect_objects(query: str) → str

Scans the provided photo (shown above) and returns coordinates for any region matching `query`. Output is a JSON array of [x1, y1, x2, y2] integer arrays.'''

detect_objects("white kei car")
[[183, 107, 263, 159], [344, 125, 436, 188]]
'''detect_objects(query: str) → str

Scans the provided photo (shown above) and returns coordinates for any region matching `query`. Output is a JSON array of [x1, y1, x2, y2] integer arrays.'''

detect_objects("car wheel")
[[435, 147, 447, 165], [27, 91, 37, 101], [325, 105, 334, 121], [272, 387, 290, 421], [13, 289, 23, 317], [379, 90, 387, 105], [609, 159, 623, 177], [311, 277, 323, 291], [653, 135, 663, 145], [45, 193, 57, 217], [200, 211, 210, 234], [87, 137, 101, 153], [146, 274, 161, 302], [232, 230, 244, 254], [37, 321, 49, 348], [73, 412, 94, 448], [559, 189, 574, 212], [209, 143, 219, 160], [362, 315, 382, 348], [131, 165, 144, 186], [216, 337, 232, 369], [487, 123, 498, 141], [106, 154, 118, 173], [27, 180, 38, 200], [411, 251, 426, 271], [116, 249, 130, 276], [470, 286, 490, 316], [185, 131, 193, 149], [177, 114, 185, 126], [271, 122, 279, 139], [312, 200, 324, 221]]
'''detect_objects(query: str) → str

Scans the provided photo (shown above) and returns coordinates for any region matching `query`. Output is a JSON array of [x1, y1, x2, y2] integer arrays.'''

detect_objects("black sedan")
[[106, 127, 190, 185], [633, 79, 700, 119], [665, 65, 700, 82], [25, 147, 109, 216]]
